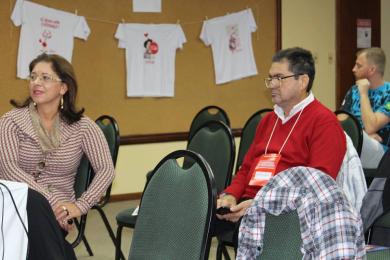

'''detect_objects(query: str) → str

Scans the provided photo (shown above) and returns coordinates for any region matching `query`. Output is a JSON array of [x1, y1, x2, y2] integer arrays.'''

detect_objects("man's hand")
[[54, 202, 82, 231], [216, 194, 236, 220], [217, 198, 253, 223], [356, 79, 370, 95]]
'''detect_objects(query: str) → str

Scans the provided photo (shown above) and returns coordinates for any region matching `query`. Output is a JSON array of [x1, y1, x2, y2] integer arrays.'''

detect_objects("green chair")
[[127, 150, 216, 260], [115, 120, 235, 259], [188, 106, 230, 140], [72, 115, 124, 259], [216, 108, 272, 260], [259, 211, 303, 259], [70, 154, 93, 253], [335, 110, 363, 156], [365, 149, 390, 245], [186, 120, 235, 193], [90, 115, 124, 259], [235, 108, 273, 173], [335, 110, 382, 186], [366, 248, 390, 259]]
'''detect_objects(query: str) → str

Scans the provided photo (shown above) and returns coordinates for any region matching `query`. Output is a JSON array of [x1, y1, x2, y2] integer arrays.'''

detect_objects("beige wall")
[[111, 0, 338, 196], [113, 0, 390, 196], [282, 0, 336, 110], [112, 138, 241, 195], [113, 141, 186, 195], [382, 0, 390, 79]]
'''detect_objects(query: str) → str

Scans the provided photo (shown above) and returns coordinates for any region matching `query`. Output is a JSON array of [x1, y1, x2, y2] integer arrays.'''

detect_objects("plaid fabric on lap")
[[237, 166, 365, 260]]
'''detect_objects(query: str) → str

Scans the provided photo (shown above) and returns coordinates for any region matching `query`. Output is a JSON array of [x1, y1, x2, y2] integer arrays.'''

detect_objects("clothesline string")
[[86, 5, 260, 26], [8, 0, 261, 40], [84, 2, 260, 40]]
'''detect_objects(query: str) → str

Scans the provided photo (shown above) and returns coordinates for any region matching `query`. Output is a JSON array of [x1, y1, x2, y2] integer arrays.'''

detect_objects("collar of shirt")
[[274, 92, 314, 124]]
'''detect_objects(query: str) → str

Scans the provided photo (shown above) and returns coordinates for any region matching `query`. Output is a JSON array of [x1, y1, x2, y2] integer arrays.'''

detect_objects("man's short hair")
[[272, 47, 315, 92], [358, 47, 386, 76]]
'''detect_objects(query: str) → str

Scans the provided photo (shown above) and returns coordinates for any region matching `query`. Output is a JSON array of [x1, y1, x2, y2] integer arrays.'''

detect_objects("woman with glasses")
[[0, 53, 115, 260]]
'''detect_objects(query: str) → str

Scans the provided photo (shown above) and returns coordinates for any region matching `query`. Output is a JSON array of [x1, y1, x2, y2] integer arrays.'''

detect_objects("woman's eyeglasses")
[[27, 73, 62, 83]]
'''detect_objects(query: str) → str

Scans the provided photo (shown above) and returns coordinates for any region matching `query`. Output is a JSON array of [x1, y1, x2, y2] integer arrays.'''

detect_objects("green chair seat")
[[116, 207, 137, 228], [367, 248, 390, 259]]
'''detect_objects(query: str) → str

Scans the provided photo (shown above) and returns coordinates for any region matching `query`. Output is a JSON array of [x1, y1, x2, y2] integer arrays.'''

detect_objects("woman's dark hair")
[[144, 39, 152, 48], [10, 53, 84, 124]]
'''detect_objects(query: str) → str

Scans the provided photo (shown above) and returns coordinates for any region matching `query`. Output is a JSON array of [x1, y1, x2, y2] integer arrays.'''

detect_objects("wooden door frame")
[[336, 0, 381, 108]]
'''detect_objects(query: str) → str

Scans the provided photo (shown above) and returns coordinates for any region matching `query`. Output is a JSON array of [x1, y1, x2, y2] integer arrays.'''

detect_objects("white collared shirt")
[[274, 92, 315, 124]]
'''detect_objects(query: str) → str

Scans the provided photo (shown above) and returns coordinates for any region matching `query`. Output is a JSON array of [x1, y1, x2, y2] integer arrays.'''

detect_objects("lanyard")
[[265, 108, 305, 155]]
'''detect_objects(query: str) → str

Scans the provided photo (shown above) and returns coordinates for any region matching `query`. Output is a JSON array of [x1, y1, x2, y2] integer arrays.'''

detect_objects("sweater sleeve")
[[0, 116, 61, 205], [308, 116, 346, 179], [75, 118, 115, 214], [223, 120, 264, 200]]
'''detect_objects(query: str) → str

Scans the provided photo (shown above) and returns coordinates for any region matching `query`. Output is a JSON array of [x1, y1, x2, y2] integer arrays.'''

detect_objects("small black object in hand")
[[216, 207, 232, 215]]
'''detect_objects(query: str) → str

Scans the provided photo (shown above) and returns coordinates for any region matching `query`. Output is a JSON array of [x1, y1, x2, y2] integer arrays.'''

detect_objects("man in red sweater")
[[216, 47, 346, 224]]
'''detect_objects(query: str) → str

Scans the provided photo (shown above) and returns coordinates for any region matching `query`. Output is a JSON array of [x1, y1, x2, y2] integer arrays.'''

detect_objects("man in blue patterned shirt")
[[340, 47, 390, 168]]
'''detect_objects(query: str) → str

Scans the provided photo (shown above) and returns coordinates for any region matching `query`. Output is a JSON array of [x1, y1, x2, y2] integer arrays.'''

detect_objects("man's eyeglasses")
[[264, 74, 302, 88], [27, 73, 62, 83]]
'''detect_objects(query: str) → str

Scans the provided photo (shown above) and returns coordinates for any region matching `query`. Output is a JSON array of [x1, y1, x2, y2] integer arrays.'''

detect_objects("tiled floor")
[[68, 200, 235, 260]]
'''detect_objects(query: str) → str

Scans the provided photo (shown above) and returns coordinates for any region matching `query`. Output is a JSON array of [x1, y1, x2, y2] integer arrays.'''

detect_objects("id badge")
[[249, 153, 281, 186]]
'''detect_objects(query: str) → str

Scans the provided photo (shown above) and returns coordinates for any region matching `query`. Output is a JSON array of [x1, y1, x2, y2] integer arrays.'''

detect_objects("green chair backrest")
[[236, 108, 273, 173], [335, 110, 363, 156], [374, 211, 390, 228], [95, 115, 120, 166], [366, 248, 390, 260], [74, 154, 92, 199], [259, 211, 303, 259], [94, 115, 120, 206], [186, 120, 235, 193], [129, 150, 216, 260], [367, 150, 390, 238], [189, 106, 230, 140]]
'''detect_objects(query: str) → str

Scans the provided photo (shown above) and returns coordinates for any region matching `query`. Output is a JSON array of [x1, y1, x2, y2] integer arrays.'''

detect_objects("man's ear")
[[300, 74, 309, 91], [368, 64, 377, 76]]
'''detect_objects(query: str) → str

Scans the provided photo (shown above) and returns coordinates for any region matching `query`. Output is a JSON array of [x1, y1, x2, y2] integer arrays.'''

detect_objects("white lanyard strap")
[[265, 108, 305, 155], [264, 117, 279, 155]]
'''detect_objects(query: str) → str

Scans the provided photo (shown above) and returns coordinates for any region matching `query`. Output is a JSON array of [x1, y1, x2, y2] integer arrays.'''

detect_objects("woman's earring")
[[33, 102, 37, 107], [60, 96, 64, 110]]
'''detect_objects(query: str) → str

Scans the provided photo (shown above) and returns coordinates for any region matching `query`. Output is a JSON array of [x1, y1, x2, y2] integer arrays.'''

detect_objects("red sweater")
[[224, 99, 346, 200]]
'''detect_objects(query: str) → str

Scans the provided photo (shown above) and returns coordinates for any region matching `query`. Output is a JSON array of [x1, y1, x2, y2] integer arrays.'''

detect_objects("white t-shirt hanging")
[[115, 23, 186, 97], [11, 0, 90, 79], [200, 9, 258, 85]]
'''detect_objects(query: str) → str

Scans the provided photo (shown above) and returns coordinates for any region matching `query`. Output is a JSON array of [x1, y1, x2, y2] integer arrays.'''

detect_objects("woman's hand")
[[54, 202, 82, 231]]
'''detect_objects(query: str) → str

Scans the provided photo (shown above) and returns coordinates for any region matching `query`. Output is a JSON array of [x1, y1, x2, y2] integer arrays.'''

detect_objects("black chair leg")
[[116, 225, 124, 260], [74, 218, 93, 256], [81, 234, 94, 256], [216, 242, 223, 260], [216, 240, 231, 260], [221, 245, 231, 260], [95, 206, 126, 260]]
